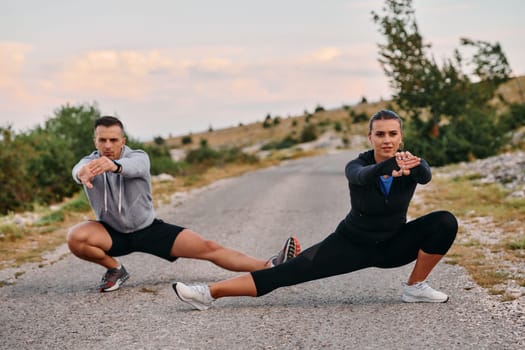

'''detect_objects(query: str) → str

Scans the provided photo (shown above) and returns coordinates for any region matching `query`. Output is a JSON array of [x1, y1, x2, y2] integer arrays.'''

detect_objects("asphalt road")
[[1, 150, 523, 349]]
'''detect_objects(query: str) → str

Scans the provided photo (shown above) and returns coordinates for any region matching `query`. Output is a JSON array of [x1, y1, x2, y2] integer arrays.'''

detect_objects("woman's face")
[[368, 118, 402, 162]]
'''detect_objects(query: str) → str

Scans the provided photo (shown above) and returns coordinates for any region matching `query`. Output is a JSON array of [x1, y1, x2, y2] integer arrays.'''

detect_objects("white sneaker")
[[172, 282, 215, 310], [402, 281, 449, 303]]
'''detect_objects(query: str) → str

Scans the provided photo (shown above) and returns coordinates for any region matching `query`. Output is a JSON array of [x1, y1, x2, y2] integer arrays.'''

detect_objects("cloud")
[[0, 43, 389, 138], [300, 47, 343, 64], [0, 42, 33, 100], [58, 50, 178, 99]]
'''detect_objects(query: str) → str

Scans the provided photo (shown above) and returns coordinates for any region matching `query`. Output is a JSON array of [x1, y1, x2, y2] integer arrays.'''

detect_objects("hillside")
[[164, 75, 525, 151]]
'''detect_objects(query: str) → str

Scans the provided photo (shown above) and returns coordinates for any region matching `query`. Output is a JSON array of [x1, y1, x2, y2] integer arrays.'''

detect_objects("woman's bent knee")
[[437, 210, 458, 239], [422, 210, 458, 255]]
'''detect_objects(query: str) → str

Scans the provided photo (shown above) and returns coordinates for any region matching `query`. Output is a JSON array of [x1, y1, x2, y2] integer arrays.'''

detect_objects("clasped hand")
[[392, 151, 420, 177], [77, 157, 115, 189]]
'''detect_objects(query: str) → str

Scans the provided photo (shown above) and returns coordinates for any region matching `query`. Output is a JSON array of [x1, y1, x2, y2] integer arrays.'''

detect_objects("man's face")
[[94, 125, 126, 160]]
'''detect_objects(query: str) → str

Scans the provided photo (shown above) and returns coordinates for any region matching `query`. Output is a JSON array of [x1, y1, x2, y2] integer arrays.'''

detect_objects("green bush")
[[350, 110, 368, 123], [314, 105, 325, 113], [61, 192, 91, 213], [185, 146, 257, 167], [262, 115, 272, 128], [0, 127, 35, 214], [499, 102, 525, 131], [300, 124, 318, 143], [261, 136, 298, 150], [143, 144, 185, 175], [405, 108, 509, 166], [185, 146, 221, 164], [0, 223, 26, 241], [20, 130, 78, 204], [35, 210, 65, 226], [153, 136, 165, 145]]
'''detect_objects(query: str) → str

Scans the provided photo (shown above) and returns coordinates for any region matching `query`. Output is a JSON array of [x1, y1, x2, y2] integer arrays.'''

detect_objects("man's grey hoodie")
[[72, 145, 156, 233]]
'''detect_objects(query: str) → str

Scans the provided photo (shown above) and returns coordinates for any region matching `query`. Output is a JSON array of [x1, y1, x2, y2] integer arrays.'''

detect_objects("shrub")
[[143, 144, 186, 175], [185, 146, 257, 166], [314, 104, 325, 113], [153, 136, 165, 145], [261, 136, 298, 150], [300, 124, 318, 142], [405, 108, 508, 166], [263, 114, 272, 128], [35, 210, 65, 226], [61, 192, 91, 213], [185, 146, 221, 165], [350, 110, 368, 123]]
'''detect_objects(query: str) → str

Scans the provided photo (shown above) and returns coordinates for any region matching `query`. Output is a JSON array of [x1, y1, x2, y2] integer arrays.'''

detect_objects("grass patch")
[[411, 172, 525, 300], [0, 223, 27, 242], [61, 192, 90, 212], [506, 236, 525, 250], [35, 210, 65, 226]]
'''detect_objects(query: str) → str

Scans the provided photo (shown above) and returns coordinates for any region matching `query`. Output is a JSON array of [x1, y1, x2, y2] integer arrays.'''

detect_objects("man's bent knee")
[[66, 221, 112, 254]]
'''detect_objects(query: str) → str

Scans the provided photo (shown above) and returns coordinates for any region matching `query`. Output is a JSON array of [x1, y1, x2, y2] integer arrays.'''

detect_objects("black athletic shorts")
[[101, 219, 185, 262]]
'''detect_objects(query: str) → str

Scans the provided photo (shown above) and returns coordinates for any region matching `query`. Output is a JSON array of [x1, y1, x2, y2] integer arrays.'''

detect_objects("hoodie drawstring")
[[103, 173, 108, 213], [118, 176, 122, 214], [103, 172, 122, 214]]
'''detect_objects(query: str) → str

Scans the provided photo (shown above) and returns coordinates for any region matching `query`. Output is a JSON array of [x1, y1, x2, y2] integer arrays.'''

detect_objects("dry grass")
[[164, 101, 385, 150], [495, 75, 525, 104], [410, 174, 525, 300], [0, 213, 90, 270]]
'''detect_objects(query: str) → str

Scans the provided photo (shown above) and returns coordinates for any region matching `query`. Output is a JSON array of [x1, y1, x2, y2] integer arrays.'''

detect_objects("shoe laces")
[[101, 268, 120, 282], [194, 285, 211, 298]]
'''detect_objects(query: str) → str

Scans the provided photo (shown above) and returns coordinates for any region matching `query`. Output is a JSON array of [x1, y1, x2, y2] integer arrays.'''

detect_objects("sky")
[[1, 0, 524, 141]]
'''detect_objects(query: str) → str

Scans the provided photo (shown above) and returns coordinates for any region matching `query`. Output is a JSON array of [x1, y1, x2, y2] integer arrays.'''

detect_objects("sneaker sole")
[[283, 236, 299, 263], [402, 294, 449, 303], [99, 273, 130, 293], [172, 283, 210, 311]]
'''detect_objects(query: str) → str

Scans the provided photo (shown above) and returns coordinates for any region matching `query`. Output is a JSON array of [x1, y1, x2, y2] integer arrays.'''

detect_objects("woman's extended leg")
[[174, 222, 376, 309]]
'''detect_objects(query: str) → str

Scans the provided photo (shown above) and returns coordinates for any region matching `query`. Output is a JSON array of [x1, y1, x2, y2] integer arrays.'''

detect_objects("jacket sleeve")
[[408, 159, 432, 184], [345, 156, 400, 185], [119, 150, 150, 178]]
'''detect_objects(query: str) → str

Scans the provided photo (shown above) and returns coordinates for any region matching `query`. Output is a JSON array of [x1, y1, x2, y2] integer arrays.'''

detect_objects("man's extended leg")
[[170, 229, 299, 272]]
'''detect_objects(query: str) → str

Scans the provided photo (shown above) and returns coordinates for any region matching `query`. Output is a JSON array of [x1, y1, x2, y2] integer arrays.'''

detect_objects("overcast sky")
[[1, 0, 524, 141]]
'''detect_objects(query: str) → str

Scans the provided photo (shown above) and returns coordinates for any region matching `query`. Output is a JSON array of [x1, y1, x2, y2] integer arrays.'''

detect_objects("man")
[[68, 116, 300, 292]]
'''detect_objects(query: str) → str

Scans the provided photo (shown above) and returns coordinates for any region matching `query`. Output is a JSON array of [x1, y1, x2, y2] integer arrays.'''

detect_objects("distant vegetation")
[[373, 0, 524, 165], [0, 104, 257, 215], [1, 0, 524, 217]]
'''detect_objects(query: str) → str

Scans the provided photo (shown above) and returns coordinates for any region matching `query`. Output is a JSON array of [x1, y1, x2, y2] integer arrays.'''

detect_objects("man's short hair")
[[94, 116, 124, 132]]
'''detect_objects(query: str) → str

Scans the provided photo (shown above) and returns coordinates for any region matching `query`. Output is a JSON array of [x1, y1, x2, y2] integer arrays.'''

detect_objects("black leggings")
[[252, 210, 458, 296]]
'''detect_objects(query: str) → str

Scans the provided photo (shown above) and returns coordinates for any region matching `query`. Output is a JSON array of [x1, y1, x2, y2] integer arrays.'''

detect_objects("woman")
[[173, 109, 458, 310]]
